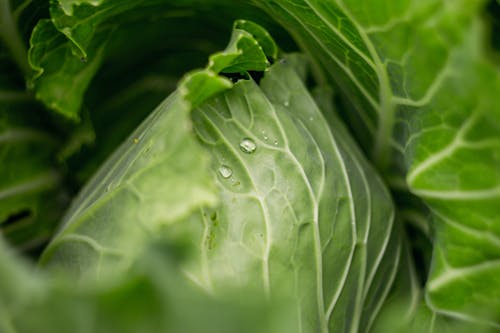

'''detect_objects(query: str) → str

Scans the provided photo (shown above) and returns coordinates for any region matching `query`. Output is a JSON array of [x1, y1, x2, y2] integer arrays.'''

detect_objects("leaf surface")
[[42, 26, 399, 331], [253, 0, 500, 324], [0, 0, 66, 251]]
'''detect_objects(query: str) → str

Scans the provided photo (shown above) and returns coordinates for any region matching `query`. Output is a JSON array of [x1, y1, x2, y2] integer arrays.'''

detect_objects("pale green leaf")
[[42, 40, 399, 333]]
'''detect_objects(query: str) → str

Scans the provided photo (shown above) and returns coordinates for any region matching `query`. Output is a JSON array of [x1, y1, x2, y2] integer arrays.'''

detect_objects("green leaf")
[[28, 19, 109, 121], [27, 0, 283, 120], [41, 19, 400, 330], [0, 1, 67, 252], [207, 27, 270, 74], [373, 236, 495, 333], [0, 237, 297, 333], [253, 0, 500, 325], [255, 57, 398, 332], [234, 19, 279, 60], [40, 89, 220, 275], [0, 107, 66, 251], [61, 12, 233, 183], [39, 21, 275, 272]]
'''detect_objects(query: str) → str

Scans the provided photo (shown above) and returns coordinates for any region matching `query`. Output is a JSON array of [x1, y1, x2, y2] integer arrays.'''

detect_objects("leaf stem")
[[0, 0, 31, 77]]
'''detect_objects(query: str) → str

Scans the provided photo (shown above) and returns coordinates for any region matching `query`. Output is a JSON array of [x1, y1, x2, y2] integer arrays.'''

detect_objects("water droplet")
[[283, 101, 290, 107], [239, 138, 256, 154], [309, 116, 314, 121], [218, 165, 233, 178], [273, 140, 278, 146]]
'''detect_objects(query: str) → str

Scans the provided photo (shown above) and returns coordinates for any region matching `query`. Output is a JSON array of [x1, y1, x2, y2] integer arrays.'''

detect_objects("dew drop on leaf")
[[218, 165, 233, 178], [239, 138, 256, 153]]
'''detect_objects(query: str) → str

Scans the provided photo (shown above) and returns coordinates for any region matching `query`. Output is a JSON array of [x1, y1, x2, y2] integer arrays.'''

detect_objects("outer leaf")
[[27, 0, 198, 120], [253, 0, 500, 325], [62, 12, 234, 182], [255, 58, 398, 332], [373, 235, 495, 333], [0, 108, 66, 250], [28, 19, 109, 121], [27, 0, 285, 120], [0, 0, 67, 251], [1, 236, 297, 333], [40, 90, 220, 276], [0, 236, 46, 333]]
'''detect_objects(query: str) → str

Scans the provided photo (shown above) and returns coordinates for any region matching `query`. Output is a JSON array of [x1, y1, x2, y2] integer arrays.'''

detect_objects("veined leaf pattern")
[[253, 0, 500, 325], [41, 25, 399, 331], [189, 60, 398, 332]]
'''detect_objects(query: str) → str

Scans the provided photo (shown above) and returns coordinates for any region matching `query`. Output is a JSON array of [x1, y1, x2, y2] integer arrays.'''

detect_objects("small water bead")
[[283, 100, 290, 107], [218, 165, 233, 178], [239, 138, 257, 154], [273, 140, 278, 146]]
